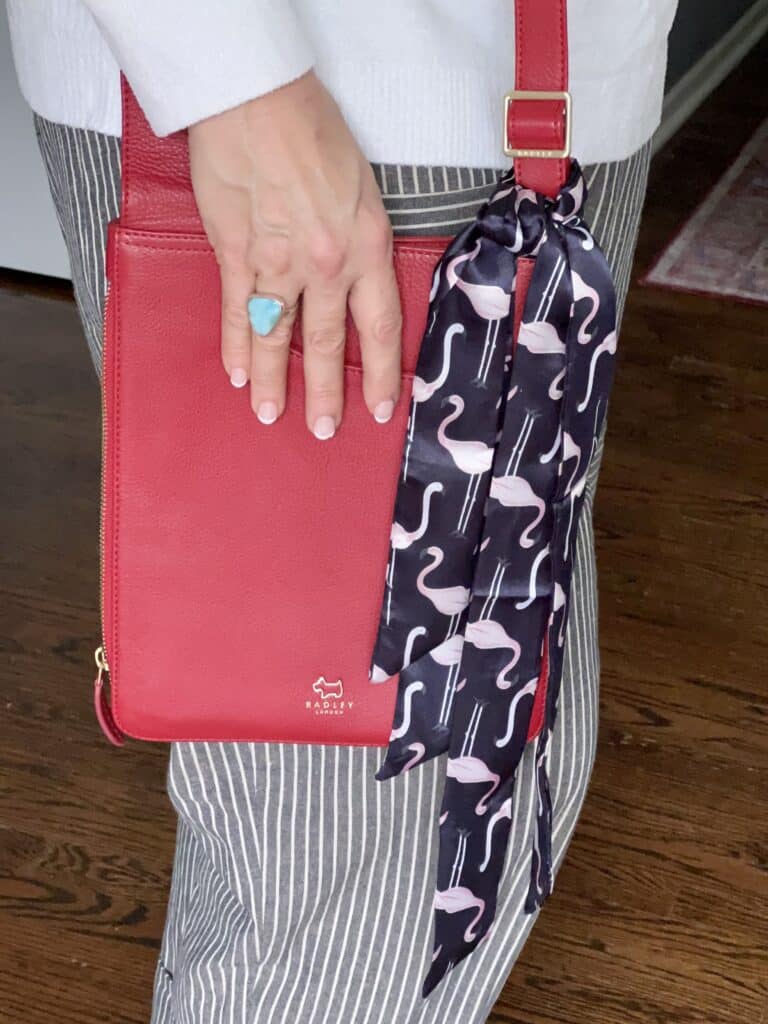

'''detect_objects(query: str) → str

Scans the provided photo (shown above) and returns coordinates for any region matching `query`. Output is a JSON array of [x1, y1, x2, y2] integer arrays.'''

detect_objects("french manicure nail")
[[374, 399, 395, 424], [257, 401, 279, 425], [313, 415, 336, 440], [230, 367, 248, 388]]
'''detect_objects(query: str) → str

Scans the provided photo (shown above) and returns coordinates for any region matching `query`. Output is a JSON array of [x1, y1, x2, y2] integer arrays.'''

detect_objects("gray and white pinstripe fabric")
[[35, 114, 650, 1023]]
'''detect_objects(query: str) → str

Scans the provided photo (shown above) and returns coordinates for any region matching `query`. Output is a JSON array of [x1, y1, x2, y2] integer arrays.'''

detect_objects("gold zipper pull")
[[95, 644, 109, 681]]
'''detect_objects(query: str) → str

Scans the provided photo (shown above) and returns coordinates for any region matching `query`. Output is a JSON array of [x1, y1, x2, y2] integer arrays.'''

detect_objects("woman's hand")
[[188, 70, 402, 438]]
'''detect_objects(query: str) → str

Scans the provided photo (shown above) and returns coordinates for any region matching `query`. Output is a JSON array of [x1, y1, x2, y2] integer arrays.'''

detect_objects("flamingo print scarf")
[[369, 161, 617, 997]]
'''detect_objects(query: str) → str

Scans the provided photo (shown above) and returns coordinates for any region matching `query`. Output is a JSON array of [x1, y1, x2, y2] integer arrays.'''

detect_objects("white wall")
[[0, 3, 71, 278]]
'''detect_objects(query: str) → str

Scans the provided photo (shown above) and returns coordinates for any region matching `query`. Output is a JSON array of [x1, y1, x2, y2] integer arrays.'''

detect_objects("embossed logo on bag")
[[306, 676, 353, 717]]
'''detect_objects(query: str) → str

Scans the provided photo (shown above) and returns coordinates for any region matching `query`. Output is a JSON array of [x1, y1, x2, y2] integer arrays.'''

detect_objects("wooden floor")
[[1, 42, 766, 1024]]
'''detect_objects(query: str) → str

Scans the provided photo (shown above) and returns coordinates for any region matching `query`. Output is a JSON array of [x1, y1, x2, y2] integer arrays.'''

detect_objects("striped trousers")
[[35, 115, 651, 1023]]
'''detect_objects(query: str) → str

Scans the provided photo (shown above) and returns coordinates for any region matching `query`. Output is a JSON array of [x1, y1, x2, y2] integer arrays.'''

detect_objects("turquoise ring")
[[247, 292, 296, 336]]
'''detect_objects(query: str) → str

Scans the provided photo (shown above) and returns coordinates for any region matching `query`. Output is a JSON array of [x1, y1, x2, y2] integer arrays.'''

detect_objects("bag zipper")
[[92, 276, 123, 745], [96, 278, 110, 674]]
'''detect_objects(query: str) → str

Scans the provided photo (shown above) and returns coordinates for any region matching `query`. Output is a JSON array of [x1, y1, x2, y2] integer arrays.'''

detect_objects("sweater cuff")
[[82, 1, 315, 135]]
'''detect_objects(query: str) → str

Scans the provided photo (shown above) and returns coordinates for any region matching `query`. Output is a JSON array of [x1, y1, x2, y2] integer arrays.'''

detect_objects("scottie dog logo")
[[312, 676, 344, 700]]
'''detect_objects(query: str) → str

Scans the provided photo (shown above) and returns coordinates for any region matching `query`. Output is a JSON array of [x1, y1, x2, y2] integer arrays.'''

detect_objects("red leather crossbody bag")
[[93, 0, 571, 748]]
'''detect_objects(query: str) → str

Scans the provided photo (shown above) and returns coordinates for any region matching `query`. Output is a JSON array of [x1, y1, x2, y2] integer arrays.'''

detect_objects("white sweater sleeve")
[[80, 1, 315, 135]]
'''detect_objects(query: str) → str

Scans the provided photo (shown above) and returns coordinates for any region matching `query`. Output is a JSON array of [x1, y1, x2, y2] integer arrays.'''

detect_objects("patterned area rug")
[[644, 117, 768, 306]]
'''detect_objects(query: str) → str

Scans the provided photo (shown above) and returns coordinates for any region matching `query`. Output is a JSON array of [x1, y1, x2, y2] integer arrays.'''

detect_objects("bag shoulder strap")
[[506, 0, 571, 197], [119, 74, 198, 231]]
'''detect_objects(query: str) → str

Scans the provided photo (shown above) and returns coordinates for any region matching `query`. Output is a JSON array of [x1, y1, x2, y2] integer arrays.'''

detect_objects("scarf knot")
[[470, 160, 587, 256]]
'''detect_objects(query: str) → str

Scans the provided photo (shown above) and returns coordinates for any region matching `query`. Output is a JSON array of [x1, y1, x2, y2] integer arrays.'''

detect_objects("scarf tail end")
[[524, 752, 555, 914]]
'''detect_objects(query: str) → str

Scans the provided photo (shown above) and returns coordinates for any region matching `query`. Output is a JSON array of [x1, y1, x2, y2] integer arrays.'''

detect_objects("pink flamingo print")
[[447, 756, 501, 815], [433, 886, 486, 943], [553, 174, 586, 222], [495, 677, 539, 747], [430, 633, 465, 667], [438, 396, 495, 474], [516, 320, 565, 355], [465, 618, 521, 658], [539, 429, 580, 488], [374, 626, 426, 683], [391, 482, 444, 551], [417, 547, 471, 635], [503, 410, 535, 479], [403, 625, 427, 666], [446, 241, 511, 384], [390, 679, 426, 739], [549, 366, 565, 399], [479, 558, 509, 621], [540, 430, 581, 501], [451, 700, 502, 814], [496, 655, 519, 691], [412, 324, 462, 406], [446, 242, 511, 319], [403, 324, 464, 480], [572, 270, 600, 344], [465, 615, 521, 690], [561, 431, 582, 490], [488, 474, 545, 548], [430, 634, 465, 728], [563, 471, 588, 559], [438, 395, 494, 533], [448, 821, 471, 886], [540, 424, 562, 465], [429, 262, 442, 302], [403, 743, 426, 771], [386, 483, 443, 623], [404, 743, 426, 771], [491, 180, 537, 207], [515, 544, 550, 610], [369, 663, 390, 683], [577, 330, 617, 412], [479, 797, 512, 871]]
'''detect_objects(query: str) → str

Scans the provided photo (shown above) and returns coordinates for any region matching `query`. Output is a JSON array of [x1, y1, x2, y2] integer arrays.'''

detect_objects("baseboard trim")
[[654, 0, 768, 153]]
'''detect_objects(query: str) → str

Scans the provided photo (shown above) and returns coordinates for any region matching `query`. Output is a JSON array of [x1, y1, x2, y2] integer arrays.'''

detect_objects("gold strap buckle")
[[503, 90, 572, 159]]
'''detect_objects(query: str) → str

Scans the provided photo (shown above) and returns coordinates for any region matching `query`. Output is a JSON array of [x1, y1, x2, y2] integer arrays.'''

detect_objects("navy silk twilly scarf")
[[369, 160, 618, 997]]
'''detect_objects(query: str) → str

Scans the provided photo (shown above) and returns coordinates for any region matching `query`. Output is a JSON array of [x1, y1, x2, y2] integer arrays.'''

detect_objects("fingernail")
[[257, 401, 279, 425], [313, 415, 336, 440], [230, 367, 248, 388], [374, 399, 395, 424]]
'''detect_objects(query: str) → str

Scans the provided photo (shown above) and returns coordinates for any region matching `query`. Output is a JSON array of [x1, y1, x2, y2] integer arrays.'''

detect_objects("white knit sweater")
[[7, 0, 678, 168]]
